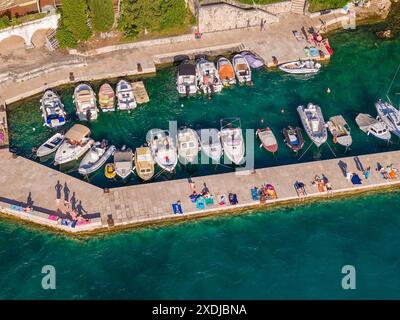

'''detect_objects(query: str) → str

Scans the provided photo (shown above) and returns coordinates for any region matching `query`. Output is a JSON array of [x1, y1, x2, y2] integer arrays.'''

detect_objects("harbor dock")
[[1, 147, 400, 234]]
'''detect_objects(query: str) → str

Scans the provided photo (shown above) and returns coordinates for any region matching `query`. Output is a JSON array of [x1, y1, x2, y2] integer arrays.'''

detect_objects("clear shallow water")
[[7, 26, 400, 188], [1, 191, 400, 299]]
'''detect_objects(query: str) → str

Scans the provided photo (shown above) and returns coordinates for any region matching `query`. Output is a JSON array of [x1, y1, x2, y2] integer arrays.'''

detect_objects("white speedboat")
[[54, 124, 93, 165], [216, 57, 236, 86], [278, 60, 321, 74], [196, 57, 223, 94], [256, 127, 278, 154], [114, 146, 133, 179], [73, 84, 98, 121], [36, 133, 64, 158], [220, 118, 245, 165], [197, 128, 223, 163], [355, 113, 391, 141], [146, 129, 178, 172], [116, 80, 137, 111], [40, 90, 66, 128], [327, 115, 352, 147], [177, 128, 199, 164], [78, 142, 116, 175], [98, 83, 115, 112], [375, 99, 400, 137], [297, 103, 328, 147], [232, 54, 251, 84], [176, 60, 197, 95]]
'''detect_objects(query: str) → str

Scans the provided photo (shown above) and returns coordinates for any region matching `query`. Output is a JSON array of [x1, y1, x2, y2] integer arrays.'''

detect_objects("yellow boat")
[[105, 163, 116, 179], [134, 147, 154, 181]]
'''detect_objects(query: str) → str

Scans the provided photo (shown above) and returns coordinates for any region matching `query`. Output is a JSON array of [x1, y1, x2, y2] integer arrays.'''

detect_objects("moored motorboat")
[[278, 60, 321, 74], [327, 115, 352, 147], [98, 83, 115, 112], [282, 126, 304, 152], [355, 113, 391, 141], [78, 141, 116, 175], [54, 124, 93, 165], [256, 127, 278, 153], [177, 127, 199, 164], [176, 59, 197, 95], [36, 133, 64, 158], [73, 84, 98, 121], [375, 99, 400, 137], [220, 118, 245, 165], [116, 80, 137, 111], [232, 54, 251, 84], [114, 146, 133, 179], [196, 56, 223, 94], [134, 146, 154, 181], [297, 103, 327, 147], [197, 128, 222, 163], [146, 129, 178, 172], [216, 56, 236, 86], [241, 51, 265, 69], [40, 90, 66, 128]]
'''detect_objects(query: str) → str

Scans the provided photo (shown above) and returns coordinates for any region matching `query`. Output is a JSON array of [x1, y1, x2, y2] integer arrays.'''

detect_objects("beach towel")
[[196, 198, 205, 210], [204, 197, 214, 206], [229, 193, 238, 205], [172, 203, 183, 214], [351, 174, 362, 185], [251, 188, 259, 201], [48, 215, 58, 221], [76, 219, 91, 226]]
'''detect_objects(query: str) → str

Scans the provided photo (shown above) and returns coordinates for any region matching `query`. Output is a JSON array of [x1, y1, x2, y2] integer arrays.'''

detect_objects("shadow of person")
[[76, 200, 87, 216], [338, 160, 347, 177], [70, 192, 77, 211], [354, 156, 364, 172], [64, 182, 70, 204], [26, 192, 34, 207]]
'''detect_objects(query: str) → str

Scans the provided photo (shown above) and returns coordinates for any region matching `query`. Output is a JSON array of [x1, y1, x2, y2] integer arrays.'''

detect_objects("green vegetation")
[[56, 11, 78, 48], [88, 0, 115, 33], [235, 0, 283, 4], [0, 13, 46, 30], [0, 16, 9, 29], [308, 0, 348, 12], [118, 0, 189, 39], [58, 0, 91, 42]]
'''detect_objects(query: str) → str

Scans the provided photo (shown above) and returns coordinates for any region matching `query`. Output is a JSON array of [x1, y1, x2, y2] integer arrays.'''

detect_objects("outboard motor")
[[185, 85, 190, 96], [86, 109, 92, 122]]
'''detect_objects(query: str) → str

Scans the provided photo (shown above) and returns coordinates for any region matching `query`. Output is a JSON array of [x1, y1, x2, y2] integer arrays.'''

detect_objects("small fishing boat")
[[196, 56, 223, 94], [355, 113, 391, 141], [232, 54, 251, 84], [134, 147, 154, 181], [114, 146, 133, 179], [197, 128, 223, 163], [375, 99, 400, 137], [177, 128, 199, 164], [176, 60, 197, 95], [73, 84, 98, 121], [278, 60, 321, 74], [282, 126, 304, 152], [256, 128, 278, 153], [105, 163, 116, 179], [327, 115, 352, 147], [98, 83, 115, 112], [322, 38, 334, 55], [78, 141, 116, 175], [36, 133, 64, 158], [116, 80, 137, 111], [220, 118, 245, 165], [40, 90, 66, 128], [241, 51, 265, 69], [54, 124, 93, 165], [297, 103, 328, 147], [216, 57, 236, 86], [146, 129, 178, 172]]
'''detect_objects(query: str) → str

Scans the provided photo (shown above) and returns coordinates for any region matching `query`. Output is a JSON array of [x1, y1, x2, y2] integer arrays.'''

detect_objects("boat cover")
[[65, 124, 90, 141], [219, 65, 234, 80], [178, 63, 196, 76]]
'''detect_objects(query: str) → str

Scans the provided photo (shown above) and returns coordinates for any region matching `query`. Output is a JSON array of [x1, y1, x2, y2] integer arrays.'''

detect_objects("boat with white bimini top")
[[297, 103, 328, 147], [327, 115, 352, 147], [78, 141, 116, 175], [220, 118, 245, 165], [36, 133, 64, 158], [177, 128, 199, 164], [375, 99, 400, 137], [73, 84, 98, 121], [278, 60, 321, 74], [196, 56, 223, 94], [355, 113, 391, 141], [197, 128, 223, 163], [216, 57, 236, 86], [232, 54, 251, 84], [54, 124, 94, 165], [134, 146, 154, 181], [146, 129, 178, 172], [176, 60, 197, 95], [40, 90, 66, 128], [116, 80, 137, 111], [114, 146, 133, 180]]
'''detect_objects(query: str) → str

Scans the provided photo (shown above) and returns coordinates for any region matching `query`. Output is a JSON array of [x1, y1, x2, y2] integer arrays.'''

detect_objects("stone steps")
[[290, 0, 306, 14]]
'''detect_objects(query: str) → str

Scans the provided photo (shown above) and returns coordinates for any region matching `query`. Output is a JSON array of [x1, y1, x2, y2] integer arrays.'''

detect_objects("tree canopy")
[[88, 0, 115, 33], [61, 0, 91, 41]]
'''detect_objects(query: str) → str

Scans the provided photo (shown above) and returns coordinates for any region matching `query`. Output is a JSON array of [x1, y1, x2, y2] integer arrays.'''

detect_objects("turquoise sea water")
[[2, 25, 400, 299], [7, 24, 400, 188]]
